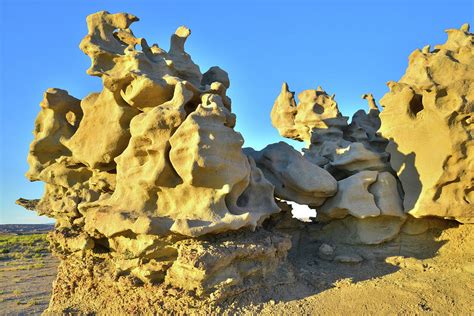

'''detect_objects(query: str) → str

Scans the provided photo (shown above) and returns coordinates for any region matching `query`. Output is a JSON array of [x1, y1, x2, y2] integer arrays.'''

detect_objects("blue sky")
[[0, 0, 472, 224]]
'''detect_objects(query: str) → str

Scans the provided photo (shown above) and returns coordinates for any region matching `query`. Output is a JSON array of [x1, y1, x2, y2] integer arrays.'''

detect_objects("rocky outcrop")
[[268, 83, 404, 244], [267, 24, 473, 244], [259, 86, 398, 237], [19, 11, 473, 313], [20, 11, 288, 310], [271, 85, 392, 180], [245, 142, 337, 206], [27, 11, 281, 236], [164, 229, 293, 297], [271, 84, 344, 144], [45, 228, 294, 314], [379, 24, 474, 223]]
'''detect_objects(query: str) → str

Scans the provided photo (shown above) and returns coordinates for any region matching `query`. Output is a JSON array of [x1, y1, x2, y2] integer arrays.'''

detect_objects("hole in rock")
[[92, 237, 110, 254], [184, 100, 199, 115], [236, 193, 249, 208], [286, 201, 317, 222], [313, 104, 325, 114], [408, 94, 424, 118], [437, 88, 448, 98]]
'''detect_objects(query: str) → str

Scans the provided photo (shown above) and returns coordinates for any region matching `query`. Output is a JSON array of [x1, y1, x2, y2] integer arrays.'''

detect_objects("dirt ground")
[[0, 223, 473, 315], [0, 233, 57, 316], [228, 222, 474, 315]]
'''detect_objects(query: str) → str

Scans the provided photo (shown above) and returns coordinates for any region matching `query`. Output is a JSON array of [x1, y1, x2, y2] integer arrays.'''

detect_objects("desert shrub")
[[0, 234, 50, 259]]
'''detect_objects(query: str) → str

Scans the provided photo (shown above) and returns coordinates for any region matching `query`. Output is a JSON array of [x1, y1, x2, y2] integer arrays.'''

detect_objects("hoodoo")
[[18, 12, 473, 313]]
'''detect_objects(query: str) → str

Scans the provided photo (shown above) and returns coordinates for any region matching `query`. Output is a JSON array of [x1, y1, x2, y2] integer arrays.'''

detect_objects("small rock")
[[318, 243, 335, 260], [334, 254, 363, 263]]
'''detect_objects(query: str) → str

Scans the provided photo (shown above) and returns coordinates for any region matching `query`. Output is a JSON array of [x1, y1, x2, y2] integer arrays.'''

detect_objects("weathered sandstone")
[[379, 24, 473, 223], [245, 142, 337, 206], [17, 11, 473, 313], [20, 11, 289, 310]]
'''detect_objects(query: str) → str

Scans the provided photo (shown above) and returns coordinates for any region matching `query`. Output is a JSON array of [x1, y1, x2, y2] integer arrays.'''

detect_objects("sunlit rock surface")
[[245, 142, 337, 206], [20, 11, 288, 311], [18, 12, 473, 313], [267, 23, 472, 244], [379, 23, 474, 223], [269, 83, 404, 244]]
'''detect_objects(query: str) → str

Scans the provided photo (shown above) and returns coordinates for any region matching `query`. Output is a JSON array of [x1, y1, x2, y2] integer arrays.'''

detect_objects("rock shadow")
[[218, 216, 455, 308], [385, 140, 422, 211], [215, 137, 441, 308]]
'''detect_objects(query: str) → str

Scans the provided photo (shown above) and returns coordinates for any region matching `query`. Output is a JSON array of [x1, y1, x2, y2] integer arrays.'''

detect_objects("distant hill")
[[0, 224, 54, 235]]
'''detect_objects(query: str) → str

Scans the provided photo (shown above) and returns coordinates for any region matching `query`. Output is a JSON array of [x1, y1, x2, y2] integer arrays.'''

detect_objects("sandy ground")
[[0, 223, 473, 315], [0, 233, 57, 316], [0, 254, 57, 316], [227, 223, 474, 315]]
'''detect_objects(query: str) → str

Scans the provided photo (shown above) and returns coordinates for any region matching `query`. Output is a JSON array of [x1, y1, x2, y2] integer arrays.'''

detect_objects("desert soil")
[[0, 223, 473, 315], [0, 231, 57, 316]]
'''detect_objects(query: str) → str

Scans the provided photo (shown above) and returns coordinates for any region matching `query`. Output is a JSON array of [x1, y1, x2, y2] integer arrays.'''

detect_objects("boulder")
[[245, 142, 337, 206], [319, 171, 405, 220], [318, 171, 380, 219]]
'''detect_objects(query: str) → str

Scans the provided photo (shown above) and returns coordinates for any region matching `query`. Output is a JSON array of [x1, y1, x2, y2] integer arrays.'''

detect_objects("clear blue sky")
[[0, 0, 472, 224]]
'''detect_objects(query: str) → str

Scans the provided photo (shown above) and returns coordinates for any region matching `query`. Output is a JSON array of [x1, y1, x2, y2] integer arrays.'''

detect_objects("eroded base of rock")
[[45, 228, 293, 314]]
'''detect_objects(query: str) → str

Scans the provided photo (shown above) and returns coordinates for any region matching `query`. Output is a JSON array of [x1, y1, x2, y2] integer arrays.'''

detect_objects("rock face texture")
[[268, 83, 404, 244], [271, 84, 345, 144], [379, 24, 473, 223], [28, 11, 282, 236], [19, 12, 472, 313], [318, 171, 404, 220], [271, 84, 391, 180], [21, 11, 289, 312], [266, 23, 472, 244], [245, 142, 337, 206]]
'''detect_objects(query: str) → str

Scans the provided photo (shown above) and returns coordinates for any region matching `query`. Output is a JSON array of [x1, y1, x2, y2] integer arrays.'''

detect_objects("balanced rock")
[[268, 87, 393, 178], [245, 142, 337, 206], [318, 171, 404, 220], [268, 85, 409, 246], [271, 83, 346, 143]]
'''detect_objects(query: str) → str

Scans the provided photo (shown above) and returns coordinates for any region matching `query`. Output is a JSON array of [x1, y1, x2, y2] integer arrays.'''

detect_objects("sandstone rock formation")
[[379, 24, 473, 223], [268, 82, 404, 244], [28, 11, 282, 236], [270, 86, 392, 180], [20, 11, 289, 310], [266, 23, 473, 245], [318, 171, 404, 220], [271, 84, 344, 144], [18, 12, 473, 313], [245, 142, 337, 206]]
